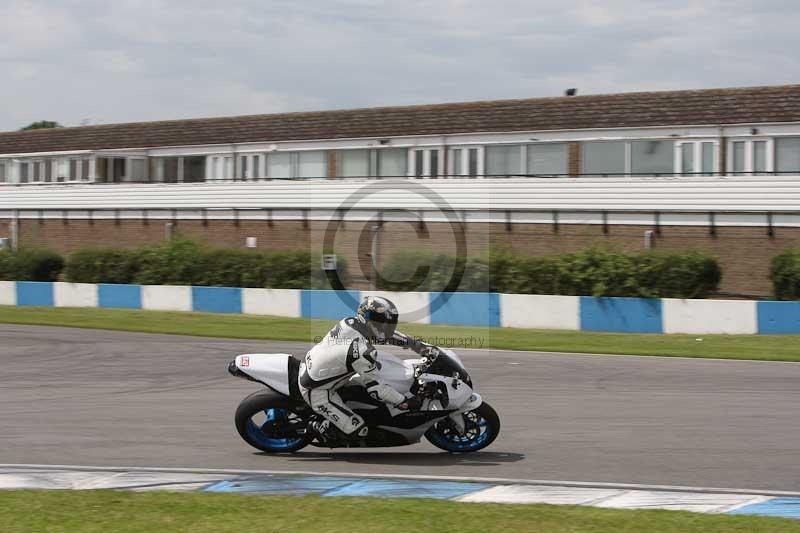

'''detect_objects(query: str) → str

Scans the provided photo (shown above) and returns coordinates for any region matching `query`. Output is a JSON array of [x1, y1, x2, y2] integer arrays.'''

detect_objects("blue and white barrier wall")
[[1, 281, 800, 334]]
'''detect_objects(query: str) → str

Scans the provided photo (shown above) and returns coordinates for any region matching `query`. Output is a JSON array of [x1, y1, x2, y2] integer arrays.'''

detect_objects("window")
[[414, 151, 424, 177], [238, 154, 263, 180], [66, 158, 92, 181], [268, 153, 292, 179], [255, 151, 329, 179], [95, 158, 107, 182], [376, 148, 407, 177], [113, 158, 126, 182], [183, 156, 205, 182], [677, 141, 718, 176], [526, 143, 567, 175], [54, 159, 69, 182], [448, 147, 482, 177], [129, 158, 148, 182], [429, 150, 439, 178], [18, 162, 27, 183], [729, 139, 772, 176], [44, 160, 53, 182], [410, 149, 443, 178], [681, 144, 693, 175], [485, 145, 522, 176], [81, 158, 91, 180], [150, 157, 179, 183], [701, 143, 715, 176], [338, 149, 369, 177], [732, 141, 746, 175], [296, 151, 326, 178], [207, 155, 233, 180], [0, 161, 6, 183], [753, 141, 767, 175], [451, 149, 462, 176], [582, 141, 626, 175], [775, 137, 800, 174], [150, 156, 206, 182], [583, 140, 678, 176], [630, 140, 674, 175], [96, 157, 127, 182], [469, 148, 479, 176]]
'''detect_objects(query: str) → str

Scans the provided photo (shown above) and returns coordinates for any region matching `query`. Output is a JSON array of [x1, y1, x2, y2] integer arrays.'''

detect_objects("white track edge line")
[[2, 464, 799, 498]]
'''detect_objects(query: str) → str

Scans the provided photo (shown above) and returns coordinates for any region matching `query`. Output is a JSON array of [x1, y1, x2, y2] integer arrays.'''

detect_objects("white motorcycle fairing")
[[233, 354, 294, 396]]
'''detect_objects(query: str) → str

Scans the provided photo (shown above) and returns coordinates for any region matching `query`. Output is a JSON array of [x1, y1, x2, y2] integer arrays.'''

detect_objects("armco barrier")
[[0, 281, 799, 334]]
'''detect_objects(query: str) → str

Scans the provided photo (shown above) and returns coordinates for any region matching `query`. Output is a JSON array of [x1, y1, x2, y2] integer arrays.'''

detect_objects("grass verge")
[[1, 305, 800, 362], [0, 490, 798, 533]]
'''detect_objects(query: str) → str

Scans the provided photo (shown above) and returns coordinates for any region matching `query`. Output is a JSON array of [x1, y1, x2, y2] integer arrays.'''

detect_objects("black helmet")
[[357, 296, 399, 342]]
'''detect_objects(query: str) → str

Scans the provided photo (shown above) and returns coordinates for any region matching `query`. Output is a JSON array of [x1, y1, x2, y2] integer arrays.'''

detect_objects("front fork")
[[447, 393, 483, 434]]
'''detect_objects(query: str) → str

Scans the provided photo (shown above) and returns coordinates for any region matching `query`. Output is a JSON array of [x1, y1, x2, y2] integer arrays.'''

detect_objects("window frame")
[[774, 136, 800, 175], [447, 146, 484, 178], [727, 138, 774, 176], [525, 142, 569, 177], [581, 141, 630, 177], [675, 140, 720, 176], [409, 148, 445, 178]]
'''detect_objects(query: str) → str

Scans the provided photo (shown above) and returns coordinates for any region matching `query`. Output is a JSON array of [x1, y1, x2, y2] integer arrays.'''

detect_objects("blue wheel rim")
[[429, 411, 493, 452], [245, 408, 305, 451]]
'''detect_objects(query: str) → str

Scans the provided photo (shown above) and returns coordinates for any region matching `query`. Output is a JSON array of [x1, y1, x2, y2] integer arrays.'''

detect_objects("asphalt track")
[[1, 324, 799, 492]]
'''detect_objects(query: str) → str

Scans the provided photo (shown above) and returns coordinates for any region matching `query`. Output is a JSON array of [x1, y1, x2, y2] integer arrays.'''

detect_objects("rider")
[[298, 295, 436, 441]]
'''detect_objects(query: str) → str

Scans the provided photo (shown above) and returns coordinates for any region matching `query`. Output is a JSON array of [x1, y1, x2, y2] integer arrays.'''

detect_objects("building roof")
[[1, 84, 799, 155]]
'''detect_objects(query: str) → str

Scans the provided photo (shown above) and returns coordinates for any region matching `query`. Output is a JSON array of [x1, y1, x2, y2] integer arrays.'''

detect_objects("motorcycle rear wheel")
[[424, 402, 500, 453], [235, 390, 310, 453]]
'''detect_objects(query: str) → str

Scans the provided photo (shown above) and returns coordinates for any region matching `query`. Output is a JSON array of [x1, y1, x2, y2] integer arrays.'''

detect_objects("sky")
[[1, 0, 799, 132]]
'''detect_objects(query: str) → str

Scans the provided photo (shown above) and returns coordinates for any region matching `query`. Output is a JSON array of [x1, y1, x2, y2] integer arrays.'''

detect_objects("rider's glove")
[[397, 396, 424, 411], [405, 337, 425, 352], [421, 345, 440, 360]]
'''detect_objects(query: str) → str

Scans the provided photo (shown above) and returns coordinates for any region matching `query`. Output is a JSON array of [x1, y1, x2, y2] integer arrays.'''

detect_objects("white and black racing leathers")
[[298, 317, 417, 435]]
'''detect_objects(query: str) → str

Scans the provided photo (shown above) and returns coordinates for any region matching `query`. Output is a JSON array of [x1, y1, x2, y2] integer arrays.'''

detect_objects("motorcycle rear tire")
[[235, 390, 310, 453]]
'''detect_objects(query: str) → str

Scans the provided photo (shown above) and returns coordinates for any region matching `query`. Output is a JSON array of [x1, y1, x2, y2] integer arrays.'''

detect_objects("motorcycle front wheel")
[[425, 402, 500, 453], [235, 390, 310, 453]]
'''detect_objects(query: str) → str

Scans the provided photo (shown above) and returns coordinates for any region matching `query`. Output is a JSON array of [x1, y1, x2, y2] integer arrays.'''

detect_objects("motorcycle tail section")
[[228, 353, 297, 397]]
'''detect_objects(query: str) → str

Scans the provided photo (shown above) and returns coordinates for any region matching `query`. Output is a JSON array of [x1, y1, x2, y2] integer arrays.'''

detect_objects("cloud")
[[1, 0, 799, 131]]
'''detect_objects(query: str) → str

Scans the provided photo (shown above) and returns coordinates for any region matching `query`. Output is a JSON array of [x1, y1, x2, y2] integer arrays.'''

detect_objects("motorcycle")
[[228, 345, 500, 453]]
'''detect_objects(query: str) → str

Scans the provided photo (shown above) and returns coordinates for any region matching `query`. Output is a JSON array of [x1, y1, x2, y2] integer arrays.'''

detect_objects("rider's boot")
[[309, 418, 368, 443]]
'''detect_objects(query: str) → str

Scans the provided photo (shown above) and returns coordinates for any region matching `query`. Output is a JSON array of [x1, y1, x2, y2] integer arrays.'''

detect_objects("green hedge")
[[379, 248, 721, 298], [64, 248, 140, 284], [770, 250, 800, 300], [64, 240, 347, 289], [0, 249, 65, 282], [378, 252, 491, 293]]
